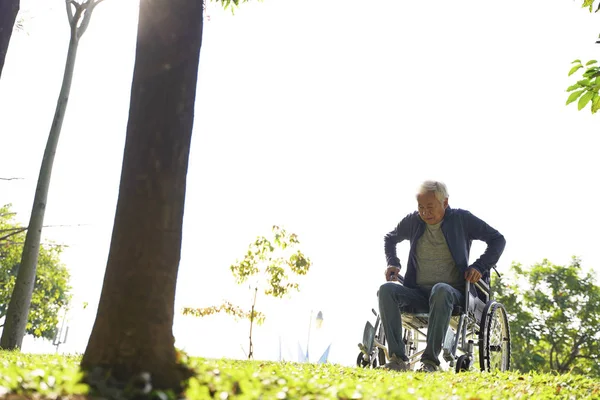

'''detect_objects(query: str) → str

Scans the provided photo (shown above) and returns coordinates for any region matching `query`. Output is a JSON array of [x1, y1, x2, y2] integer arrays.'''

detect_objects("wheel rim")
[[456, 355, 470, 373], [357, 353, 369, 368], [485, 303, 511, 371]]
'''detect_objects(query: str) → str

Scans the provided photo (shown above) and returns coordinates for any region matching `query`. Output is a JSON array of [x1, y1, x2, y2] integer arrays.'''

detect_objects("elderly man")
[[379, 180, 505, 372]]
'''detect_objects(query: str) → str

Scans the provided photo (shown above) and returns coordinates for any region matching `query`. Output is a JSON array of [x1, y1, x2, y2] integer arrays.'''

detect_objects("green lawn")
[[1, 351, 599, 399]]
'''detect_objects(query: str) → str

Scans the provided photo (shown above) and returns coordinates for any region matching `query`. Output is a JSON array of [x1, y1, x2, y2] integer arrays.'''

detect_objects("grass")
[[0, 351, 599, 399]]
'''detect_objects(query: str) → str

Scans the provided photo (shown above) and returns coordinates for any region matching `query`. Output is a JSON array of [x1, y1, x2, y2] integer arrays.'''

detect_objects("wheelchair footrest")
[[362, 321, 376, 354]]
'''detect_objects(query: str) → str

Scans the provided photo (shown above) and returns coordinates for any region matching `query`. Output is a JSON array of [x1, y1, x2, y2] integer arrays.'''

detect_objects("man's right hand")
[[385, 265, 401, 282]]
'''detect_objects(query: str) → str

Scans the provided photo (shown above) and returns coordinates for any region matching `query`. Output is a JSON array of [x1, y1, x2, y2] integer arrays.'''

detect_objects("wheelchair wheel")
[[357, 352, 371, 368], [377, 325, 387, 366], [479, 302, 511, 372], [455, 354, 471, 373]]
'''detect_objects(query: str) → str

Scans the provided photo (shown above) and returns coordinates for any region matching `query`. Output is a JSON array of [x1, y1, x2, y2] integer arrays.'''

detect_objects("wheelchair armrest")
[[474, 280, 490, 295]]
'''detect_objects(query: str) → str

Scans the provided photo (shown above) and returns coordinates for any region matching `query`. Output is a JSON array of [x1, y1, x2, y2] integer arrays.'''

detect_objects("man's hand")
[[465, 267, 482, 283], [385, 266, 400, 282]]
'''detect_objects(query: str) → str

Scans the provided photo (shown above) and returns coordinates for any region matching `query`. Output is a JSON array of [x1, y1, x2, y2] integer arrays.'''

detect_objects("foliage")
[[566, 59, 600, 113], [494, 258, 600, 377], [210, 0, 262, 14], [0, 204, 71, 340], [566, 1, 600, 113], [2, 352, 600, 399], [183, 225, 310, 318], [230, 225, 311, 298], [182, 301, 265, 325], [581, 0, 600, 13]]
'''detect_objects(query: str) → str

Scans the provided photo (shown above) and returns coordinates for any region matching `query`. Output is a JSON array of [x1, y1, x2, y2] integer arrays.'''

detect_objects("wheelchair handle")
[[389, 272, 405, 284], [472, 279, 490, 295]]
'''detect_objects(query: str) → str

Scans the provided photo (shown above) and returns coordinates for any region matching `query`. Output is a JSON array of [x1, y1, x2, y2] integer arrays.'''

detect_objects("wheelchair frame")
[[357, 277, 511, 373]]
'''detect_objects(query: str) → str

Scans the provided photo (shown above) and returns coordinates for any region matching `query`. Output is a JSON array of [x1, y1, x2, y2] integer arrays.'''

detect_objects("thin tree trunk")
[[0, 29, 80, 350], [558, 335, 587, 374], [81, 0, 203, 391], [0, 0, 19, 79], [248, 287, 258, 359]]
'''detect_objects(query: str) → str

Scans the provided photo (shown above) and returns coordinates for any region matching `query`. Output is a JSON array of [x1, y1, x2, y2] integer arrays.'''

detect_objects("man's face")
[[417, 191, 448, 225]]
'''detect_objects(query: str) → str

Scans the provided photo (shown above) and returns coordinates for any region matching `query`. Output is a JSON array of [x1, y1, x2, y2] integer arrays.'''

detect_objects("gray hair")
[[417, 180, 449, 204]]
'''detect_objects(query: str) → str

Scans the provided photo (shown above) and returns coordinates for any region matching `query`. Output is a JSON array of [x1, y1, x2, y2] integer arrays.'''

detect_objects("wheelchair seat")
[[399, 292, 486, 330], [400, 305, 464, 316]]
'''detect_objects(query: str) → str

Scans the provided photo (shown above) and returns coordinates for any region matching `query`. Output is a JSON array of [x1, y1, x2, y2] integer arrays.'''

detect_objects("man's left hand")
[[465, 267, 481, 283]]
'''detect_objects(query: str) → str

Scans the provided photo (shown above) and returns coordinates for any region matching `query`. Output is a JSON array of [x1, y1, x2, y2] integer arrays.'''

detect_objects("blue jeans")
[[378, 282, 464, 365]]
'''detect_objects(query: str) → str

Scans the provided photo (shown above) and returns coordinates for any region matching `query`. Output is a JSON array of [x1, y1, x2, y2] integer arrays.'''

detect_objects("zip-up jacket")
[[384, 206, 506, 295]]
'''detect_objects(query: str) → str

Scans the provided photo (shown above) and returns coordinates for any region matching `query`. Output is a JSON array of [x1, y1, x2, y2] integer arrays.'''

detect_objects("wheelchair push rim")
[[479, 301, 511, 372]]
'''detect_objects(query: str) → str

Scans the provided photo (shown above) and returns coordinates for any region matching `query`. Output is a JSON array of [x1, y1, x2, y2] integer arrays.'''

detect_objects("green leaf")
[[566, 89, 586, 105], [591, 94, 600, 113], [577, 79, 590, 86], [567, 84, 581, 92], [583, 0, 594, 12], [583, 68, 599, 77], [572, 59, 582, 64], [569, 65, 583, 76], [578, 90, 594, 110], [586, 60, 598, 66]]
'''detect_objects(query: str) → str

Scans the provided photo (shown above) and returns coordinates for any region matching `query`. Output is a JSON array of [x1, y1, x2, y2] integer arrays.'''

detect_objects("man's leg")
[[421, 283, 464, 366], [378, 282, 429, 361]]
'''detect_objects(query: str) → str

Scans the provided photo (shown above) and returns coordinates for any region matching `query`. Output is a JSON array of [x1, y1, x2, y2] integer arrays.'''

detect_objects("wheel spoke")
[[483, 303, 511, 372]]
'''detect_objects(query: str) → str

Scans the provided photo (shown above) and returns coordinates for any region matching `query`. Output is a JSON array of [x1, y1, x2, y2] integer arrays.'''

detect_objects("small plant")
[[183, 225, 311, 358]]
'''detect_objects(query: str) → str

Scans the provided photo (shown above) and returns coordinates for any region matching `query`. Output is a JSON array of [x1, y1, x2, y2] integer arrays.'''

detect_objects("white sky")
[[1, 0, 599, 367]]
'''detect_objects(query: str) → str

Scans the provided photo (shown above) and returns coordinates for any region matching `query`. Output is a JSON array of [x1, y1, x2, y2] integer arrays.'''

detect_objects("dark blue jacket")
[[384, 207, 506, 293]]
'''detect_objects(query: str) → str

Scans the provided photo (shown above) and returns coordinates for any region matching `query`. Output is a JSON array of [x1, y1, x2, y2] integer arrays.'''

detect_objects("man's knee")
[[378, 282, 397, 298], [429, 283, 453, 304]]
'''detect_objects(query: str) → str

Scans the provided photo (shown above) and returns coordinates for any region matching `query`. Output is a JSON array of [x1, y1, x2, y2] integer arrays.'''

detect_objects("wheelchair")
[[357, 273, 511, 373]]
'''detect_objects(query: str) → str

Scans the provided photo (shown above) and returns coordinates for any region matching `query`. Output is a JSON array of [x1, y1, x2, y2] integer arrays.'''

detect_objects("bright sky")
[[0, 0, 599, 367]]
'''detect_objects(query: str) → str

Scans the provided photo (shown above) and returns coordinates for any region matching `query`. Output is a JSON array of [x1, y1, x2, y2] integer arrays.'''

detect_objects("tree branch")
[[76, 0, 98, 39], [2, 240, 67, 248], [0, 227, 26, 233], [561, 335, 588, 372], [65, 0, 75, 24], [67, 1, 84, 35], [574, 354, 598, 360], [0, 227, 27, 242], [0, 223, 90, 237]]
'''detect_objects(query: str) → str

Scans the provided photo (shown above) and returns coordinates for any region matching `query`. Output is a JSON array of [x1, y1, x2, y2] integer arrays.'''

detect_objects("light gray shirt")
[[415, 221, 463, 291]]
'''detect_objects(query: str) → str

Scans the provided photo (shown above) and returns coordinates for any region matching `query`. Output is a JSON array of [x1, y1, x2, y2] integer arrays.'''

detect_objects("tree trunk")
[[0, 31, 80, 350], [0, 0, 19, 79], [80, 0, 203, 392], [248, 287, 258, 359]]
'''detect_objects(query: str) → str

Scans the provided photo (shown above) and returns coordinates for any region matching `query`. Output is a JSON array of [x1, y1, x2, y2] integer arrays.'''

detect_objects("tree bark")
[[0, 0, 19, 79], [0, 25, 80, 349], [80, 0, 203, 392]]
